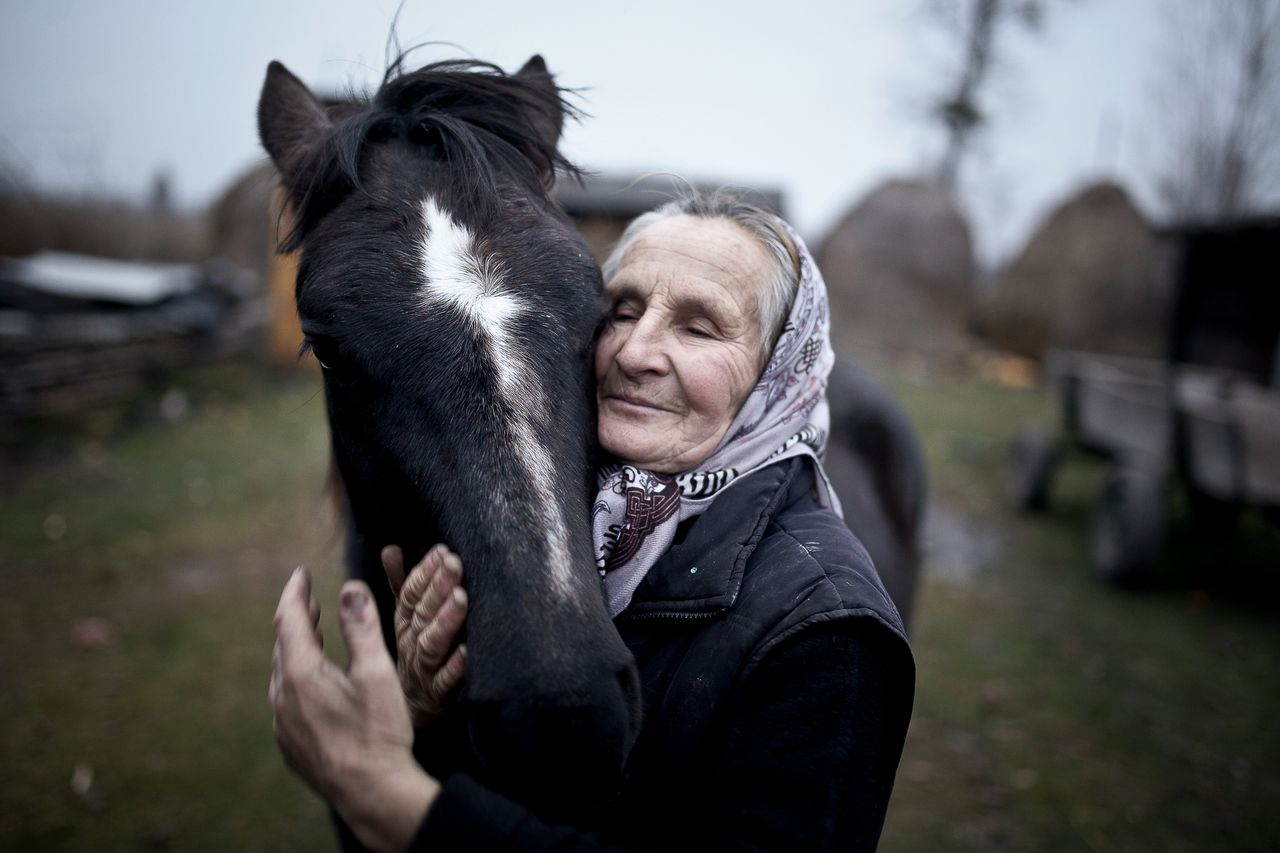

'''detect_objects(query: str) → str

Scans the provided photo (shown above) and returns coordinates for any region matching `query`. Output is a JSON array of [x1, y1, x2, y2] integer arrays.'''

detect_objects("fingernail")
[[292, 566, 303, 578], [452, 587, 467, 607], [341, 588, 369, 619]]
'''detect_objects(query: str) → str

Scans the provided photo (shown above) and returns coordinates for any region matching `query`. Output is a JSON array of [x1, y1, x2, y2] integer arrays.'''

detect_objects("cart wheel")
[[1185, 489, 1242, 571], [1091, 464, 1167, 585], [1010, 426, 1059, 512], [1188, 489, 1241, 541]]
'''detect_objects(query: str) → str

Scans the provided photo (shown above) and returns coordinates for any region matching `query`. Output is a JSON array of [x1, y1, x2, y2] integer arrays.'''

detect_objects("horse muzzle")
[[465, 652, 643, 810]]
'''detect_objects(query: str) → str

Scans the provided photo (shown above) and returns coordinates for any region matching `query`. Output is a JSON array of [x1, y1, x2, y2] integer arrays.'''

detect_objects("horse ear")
[[258, 61, 332, 191], [515, 54, 564, 152]]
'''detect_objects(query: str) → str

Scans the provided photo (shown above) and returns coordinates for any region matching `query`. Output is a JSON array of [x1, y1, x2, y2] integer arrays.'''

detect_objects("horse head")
[[257, 56, 640, 808]]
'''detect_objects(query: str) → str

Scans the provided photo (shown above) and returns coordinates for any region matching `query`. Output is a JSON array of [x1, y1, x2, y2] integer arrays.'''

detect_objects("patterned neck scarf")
[[592, 220, 841, 617]]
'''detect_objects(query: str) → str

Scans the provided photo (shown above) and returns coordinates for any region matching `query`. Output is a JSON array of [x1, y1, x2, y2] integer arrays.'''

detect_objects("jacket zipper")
[[617, 609, 722, 622]]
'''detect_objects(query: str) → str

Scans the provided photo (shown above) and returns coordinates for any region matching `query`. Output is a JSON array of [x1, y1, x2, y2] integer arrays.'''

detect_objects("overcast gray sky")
[[0, 0, 1172, 264]]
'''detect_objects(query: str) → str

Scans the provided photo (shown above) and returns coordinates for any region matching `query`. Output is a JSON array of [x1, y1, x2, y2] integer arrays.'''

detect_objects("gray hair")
[[601, 190, 801, 359]]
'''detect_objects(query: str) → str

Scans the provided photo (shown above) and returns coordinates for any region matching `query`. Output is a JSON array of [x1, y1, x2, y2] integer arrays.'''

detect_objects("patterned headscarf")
[[592, 218, 841, 617]]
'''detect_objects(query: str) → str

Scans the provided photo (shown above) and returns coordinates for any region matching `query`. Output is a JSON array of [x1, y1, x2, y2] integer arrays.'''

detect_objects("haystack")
[[817, 178, 976, 357], [980, 182, 1168, 359]]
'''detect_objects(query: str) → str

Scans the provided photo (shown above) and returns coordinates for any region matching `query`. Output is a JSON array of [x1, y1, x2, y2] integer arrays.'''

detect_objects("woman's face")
[[595, 215, 770, 473]]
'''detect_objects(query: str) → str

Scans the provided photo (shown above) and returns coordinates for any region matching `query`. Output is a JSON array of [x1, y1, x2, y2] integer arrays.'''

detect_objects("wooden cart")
[[1011, 217, 1280, 583]]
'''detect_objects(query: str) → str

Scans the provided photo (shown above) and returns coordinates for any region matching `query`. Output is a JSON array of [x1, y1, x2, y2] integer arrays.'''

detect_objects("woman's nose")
[[613, 318, 669, 377]]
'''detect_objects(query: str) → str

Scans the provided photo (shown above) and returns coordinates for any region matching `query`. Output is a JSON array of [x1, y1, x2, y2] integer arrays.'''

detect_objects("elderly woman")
[[270, 193, 914, 852]]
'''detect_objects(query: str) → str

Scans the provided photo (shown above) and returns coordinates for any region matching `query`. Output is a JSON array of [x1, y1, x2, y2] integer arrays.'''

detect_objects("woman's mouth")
[[604, 392, 669, 414]]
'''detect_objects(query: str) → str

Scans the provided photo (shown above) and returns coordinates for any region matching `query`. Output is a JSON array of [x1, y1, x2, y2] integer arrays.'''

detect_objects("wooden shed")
[[554, 173, 785, 261]]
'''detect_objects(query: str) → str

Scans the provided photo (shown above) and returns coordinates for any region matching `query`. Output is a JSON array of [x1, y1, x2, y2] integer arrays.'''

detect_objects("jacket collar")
[[618, 458, 807, 618]]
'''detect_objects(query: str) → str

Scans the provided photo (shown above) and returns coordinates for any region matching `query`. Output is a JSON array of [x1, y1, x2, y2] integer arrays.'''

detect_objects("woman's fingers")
[[393, 546, 443, 648], [274, 567, 321, 664], [308, 596, 323, 650], [431, 644, 466, 702], [381, 545, 406, 596], [383, 545, 468, 722], [415, 586, 468, 673], [412, 636, 466, 719], [409, 548, 462, 639], [269, 641, 282, 703]]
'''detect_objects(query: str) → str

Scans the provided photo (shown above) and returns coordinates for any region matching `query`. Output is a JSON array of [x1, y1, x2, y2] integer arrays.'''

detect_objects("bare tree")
[[925, 0, 1048, 189], [1153, 0, 1280, 223]]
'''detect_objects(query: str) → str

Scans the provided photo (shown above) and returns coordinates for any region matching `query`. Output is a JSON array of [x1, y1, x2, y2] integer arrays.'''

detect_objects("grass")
[[1, 358, 1277, 851], [0, 361, 343, 852], [882, 373, 1280, 852]]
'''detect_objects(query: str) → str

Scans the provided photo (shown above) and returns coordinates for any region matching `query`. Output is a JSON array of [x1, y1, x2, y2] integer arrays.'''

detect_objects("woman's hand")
[[381, 544, 468, 728], [270, 568, 437, 853]]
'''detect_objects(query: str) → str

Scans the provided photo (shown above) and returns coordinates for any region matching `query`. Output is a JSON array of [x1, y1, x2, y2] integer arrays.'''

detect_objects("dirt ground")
[[1, 358, 1277, 851]]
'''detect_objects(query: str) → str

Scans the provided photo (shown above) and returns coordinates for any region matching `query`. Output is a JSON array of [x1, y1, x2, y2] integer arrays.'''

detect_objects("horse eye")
[[304, 336, 340, 371]]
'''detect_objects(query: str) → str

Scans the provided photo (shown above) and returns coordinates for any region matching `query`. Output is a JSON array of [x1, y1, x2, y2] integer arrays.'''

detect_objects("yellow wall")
[[265, 193, 309, 368]]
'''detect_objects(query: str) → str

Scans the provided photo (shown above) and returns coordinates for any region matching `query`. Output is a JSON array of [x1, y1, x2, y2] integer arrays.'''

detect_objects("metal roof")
[[0, 251, 201, 306]]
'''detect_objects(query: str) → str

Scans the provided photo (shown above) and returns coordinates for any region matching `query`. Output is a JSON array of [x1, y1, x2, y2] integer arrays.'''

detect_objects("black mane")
[[282, 59, 581, 251]]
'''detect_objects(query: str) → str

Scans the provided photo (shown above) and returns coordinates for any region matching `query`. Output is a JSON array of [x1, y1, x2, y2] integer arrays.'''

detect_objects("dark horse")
[[826, 357, 925, 628], [257, 56, 641, 811]]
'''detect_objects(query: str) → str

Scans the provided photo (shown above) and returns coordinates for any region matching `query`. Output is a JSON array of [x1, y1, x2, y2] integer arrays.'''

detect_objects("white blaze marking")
[[419, 199, 522, 332], [418, 198, 572, 599]]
